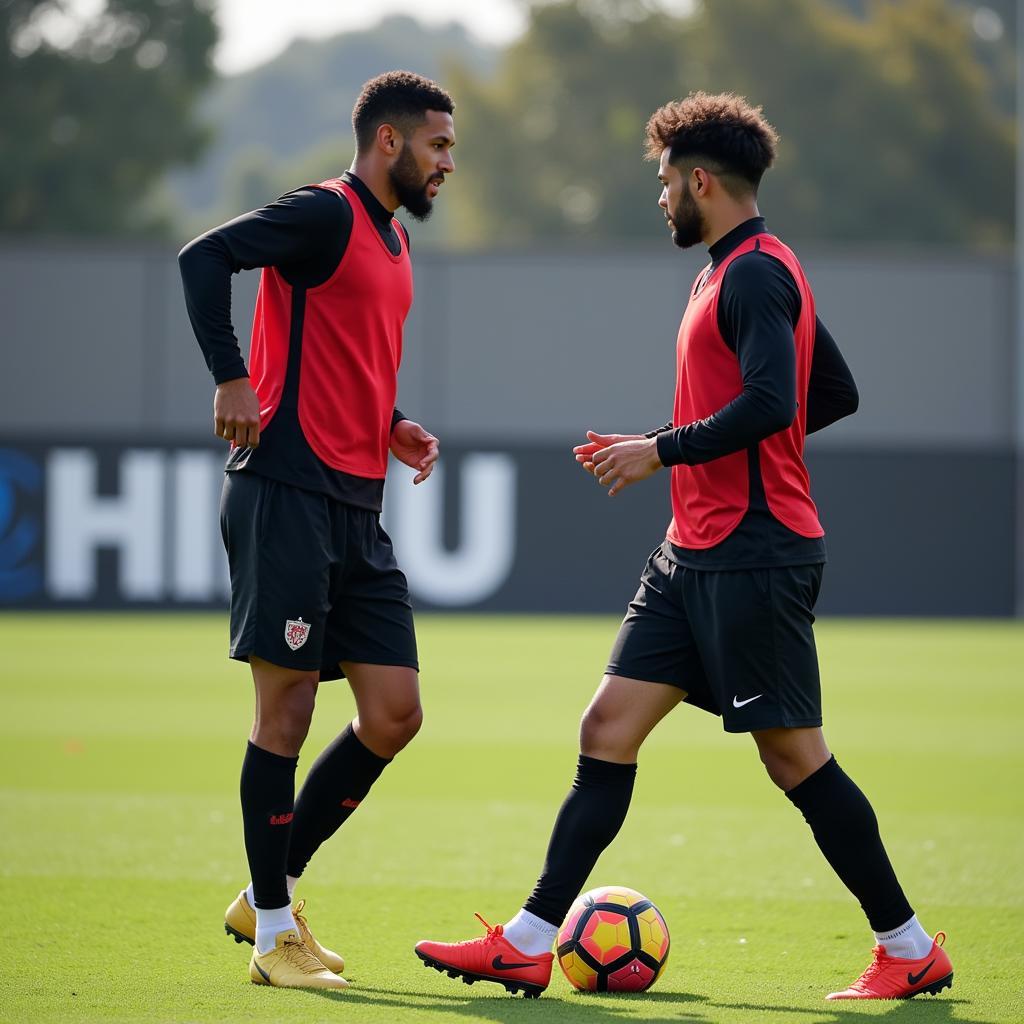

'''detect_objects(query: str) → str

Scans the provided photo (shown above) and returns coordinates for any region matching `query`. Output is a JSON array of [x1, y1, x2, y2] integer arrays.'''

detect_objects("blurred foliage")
[[446, 0, 691, 244], [1, 0, 217, 236], [447, 0, 1015, 247], [1, 1, 1015, 247]]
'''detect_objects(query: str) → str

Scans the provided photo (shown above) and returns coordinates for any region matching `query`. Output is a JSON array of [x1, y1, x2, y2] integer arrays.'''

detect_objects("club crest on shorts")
[[284, 617, 311, 651]]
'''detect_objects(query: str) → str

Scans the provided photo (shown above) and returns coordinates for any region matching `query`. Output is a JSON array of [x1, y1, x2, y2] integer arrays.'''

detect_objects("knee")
[[256, 675, 317, 755], [276, 684, 317, 750], [579, 703, 603, 749], [758, 746, 794, 790], [359, 702, 423, 758], [756, 735, 828, 792], [396, 702, 424, 749], [579, 700, 626, 759]]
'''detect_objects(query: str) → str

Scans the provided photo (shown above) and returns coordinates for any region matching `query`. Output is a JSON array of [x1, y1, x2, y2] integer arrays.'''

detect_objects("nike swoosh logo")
[[732, 694, 763, 708], [907, 959, 935, 986], [492, 955, 538, 971]]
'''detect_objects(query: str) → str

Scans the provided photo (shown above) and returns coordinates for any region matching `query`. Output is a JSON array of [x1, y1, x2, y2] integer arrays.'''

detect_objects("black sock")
[[240, 740, 298, 910], [285, 723, 391, 879], [522, 755, 637, 927], [785, 755, 913, 932]]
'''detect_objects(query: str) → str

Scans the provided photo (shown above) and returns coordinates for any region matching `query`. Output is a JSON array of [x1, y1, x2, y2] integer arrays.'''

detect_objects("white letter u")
[[388, 454, 516, 606]]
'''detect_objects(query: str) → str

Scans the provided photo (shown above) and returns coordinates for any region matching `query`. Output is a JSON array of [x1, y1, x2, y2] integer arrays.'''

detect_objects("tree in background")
[[1, 0, 217, 236], [697, 0, 1014, 245], [446, 0, 692, 244], [2, 1, 1013, 247], [448, 0, 1014, 247]]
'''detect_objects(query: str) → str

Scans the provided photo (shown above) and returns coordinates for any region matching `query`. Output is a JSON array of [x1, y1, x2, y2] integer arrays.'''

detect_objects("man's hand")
[[390, 419, 439, 484], [572, 430, 644, 475], [214, 378, 261, 448], [590, 436, 663, 497]]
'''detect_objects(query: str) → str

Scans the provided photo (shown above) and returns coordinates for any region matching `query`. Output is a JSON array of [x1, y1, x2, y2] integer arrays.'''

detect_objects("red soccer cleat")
[[827, 932, 953, 1000], [415, 914, 553, 998]]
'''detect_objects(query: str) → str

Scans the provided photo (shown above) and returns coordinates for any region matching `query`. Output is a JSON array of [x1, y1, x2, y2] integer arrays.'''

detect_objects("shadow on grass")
[[301, 986, 983, 1024], [708, 997, 983, 1024], [305, 985, 709, 1022]]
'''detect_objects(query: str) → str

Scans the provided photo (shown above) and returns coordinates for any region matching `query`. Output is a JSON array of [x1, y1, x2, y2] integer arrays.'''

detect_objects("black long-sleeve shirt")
[[179, 172, 407, 509], [648, 217, 859, 569]]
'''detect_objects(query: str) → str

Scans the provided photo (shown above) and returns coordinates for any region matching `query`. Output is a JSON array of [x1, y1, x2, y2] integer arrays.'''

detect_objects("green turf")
[[1, 614, 1022, 1024]]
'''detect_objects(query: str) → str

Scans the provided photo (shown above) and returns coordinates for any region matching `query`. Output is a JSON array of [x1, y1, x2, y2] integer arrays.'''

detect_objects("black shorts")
[[220, 471, 418, 681], [606, 545, 823, 733]]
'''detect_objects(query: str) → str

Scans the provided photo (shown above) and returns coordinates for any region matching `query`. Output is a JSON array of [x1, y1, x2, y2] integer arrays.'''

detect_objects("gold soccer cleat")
[[225, 890, 346, 974], [249, 929, 349, 990]]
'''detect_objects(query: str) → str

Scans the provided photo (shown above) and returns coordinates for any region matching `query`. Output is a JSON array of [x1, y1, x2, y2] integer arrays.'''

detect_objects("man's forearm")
[[656, 385, 795, 467]]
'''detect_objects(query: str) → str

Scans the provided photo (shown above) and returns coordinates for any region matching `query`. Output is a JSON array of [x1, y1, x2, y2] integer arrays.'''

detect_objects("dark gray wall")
[[0, 240, 1015, 448]]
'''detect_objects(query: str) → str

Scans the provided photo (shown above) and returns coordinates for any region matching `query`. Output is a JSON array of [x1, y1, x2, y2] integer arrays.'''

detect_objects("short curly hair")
[[352, 70, 454, 151], [645, 91, 778, 196]]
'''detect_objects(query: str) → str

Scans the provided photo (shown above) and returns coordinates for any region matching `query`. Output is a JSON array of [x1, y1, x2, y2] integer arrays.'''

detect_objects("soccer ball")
[[556, 885, 670, 992]]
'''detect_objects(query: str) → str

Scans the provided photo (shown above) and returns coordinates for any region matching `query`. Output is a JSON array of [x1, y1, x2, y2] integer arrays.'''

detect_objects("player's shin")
[[784, 756, 927, 949], [285, 722, 391, 878], [240, 741, 299, 951], [508, 755, 638, 954]]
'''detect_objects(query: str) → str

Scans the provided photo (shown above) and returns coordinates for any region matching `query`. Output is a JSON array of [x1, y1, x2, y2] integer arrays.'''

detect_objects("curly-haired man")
[[414, 91, 951, 1003]]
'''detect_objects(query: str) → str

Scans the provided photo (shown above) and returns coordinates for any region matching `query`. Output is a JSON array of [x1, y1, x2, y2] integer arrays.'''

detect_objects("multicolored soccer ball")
[[556, 885, 670, 992]]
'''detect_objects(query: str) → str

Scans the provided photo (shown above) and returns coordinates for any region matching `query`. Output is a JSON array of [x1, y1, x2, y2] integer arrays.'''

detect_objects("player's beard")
[[668, 180, 704, 249], [388, 144, 440, 222]]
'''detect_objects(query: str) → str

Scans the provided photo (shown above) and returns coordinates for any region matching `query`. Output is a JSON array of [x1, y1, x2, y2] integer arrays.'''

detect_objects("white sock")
[[247, 875, 298, 909], [503, 909, 558, 957], [255, 904, 297, 954], [874, 915, 933, 960]]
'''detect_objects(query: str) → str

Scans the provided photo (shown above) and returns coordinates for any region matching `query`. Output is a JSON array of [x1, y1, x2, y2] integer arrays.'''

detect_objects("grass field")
[[1, 614, 1022, 1024]]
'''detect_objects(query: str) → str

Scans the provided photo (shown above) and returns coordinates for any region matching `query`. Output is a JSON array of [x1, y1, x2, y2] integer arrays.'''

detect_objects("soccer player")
[[414, 92, 952, 1001], [178, 71, 455, 991]]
